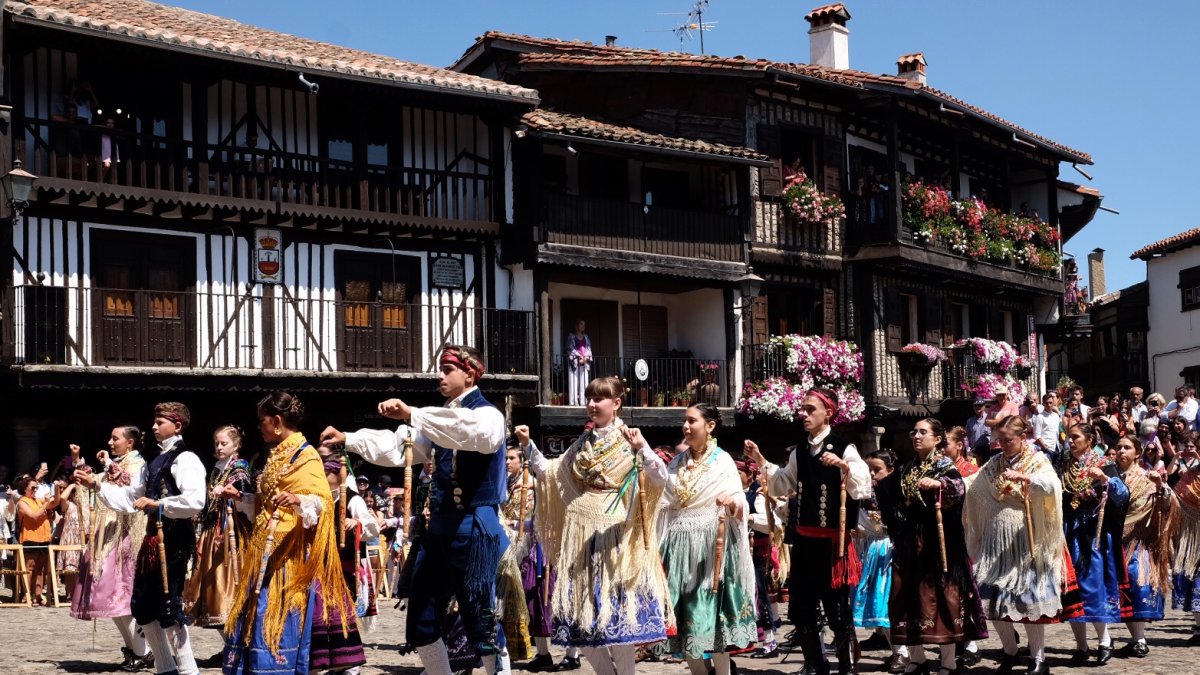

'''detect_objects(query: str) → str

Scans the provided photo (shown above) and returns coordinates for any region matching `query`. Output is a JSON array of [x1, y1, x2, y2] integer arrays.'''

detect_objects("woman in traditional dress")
[[1112, 435, 1177, 657], [1058, 422, 1128, 666], [71, 426, 153, 671], [526, 376, 670, 675], [53, 448, 90, 599], [853, 450, 908, 674], [184, 425, 254, 629], [655, 403, 755, 675], [964, 415, 1068, 675], [222, 392, 361, 674], [1171, 430, 1200, 641], [875, 419, 986, 675]]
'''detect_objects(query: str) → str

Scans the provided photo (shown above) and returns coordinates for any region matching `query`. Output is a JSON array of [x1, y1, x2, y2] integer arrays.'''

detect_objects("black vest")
[[790, 433, 861, 532], [746, 483, 769, 542]]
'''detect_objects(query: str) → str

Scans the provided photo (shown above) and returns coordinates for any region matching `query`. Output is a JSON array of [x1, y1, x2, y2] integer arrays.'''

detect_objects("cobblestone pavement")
[[0, 603, 1197, 674]]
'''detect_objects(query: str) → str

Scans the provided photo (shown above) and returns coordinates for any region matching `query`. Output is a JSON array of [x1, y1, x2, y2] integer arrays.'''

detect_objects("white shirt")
[[1130, 402, 1149, 424], [98, 436, 206, 519], [1166, 398, 1199, 428], [343, 493, 381, 540], [763, 427, 872, 500], [748, 490, 785, 535], [1031, 410, 1061, 451], [345, 386, 507, 468]]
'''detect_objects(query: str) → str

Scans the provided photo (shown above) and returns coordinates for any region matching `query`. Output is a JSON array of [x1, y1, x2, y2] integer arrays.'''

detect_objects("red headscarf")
[[440, 347, 485, 381]]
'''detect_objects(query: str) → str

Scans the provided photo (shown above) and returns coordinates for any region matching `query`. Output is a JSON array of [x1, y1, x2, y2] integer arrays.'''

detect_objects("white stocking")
[[112, 615, 148, 657], [169, 624, 197, 675], [1025, 624, 1046, 663], [1070, 622, 1089, 650], [939, 644, 956, 670], [582, 647, 616, 675], [139, 621, 175, 675], [711, 653, 731, 675], [992, 620, 1019, 656], [611, 644, 636, 675], [565, 646, 580, 659], [535, 637, 552, 656], [908, 645, 926, 665], [415, 639, 453, 675], [1128, 621, 1147, 642], [1094, 622, 1111, 647]]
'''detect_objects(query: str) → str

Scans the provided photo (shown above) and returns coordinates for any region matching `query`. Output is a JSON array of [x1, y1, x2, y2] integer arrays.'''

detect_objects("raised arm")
[[335, 425, 434, 468]]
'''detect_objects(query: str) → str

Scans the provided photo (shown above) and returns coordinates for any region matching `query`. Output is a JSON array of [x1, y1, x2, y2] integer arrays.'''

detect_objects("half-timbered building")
[[0, 0, 539, 470], [455, 3, 1102, 447]]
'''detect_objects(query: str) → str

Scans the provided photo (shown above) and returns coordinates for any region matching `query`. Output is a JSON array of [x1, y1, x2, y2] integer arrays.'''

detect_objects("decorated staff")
[[403, 430, 415, 550], [225, 500, 240, 580], [252, 510, 283, 600], [935, 486, 948, 573], [744, 387, 871, 675]]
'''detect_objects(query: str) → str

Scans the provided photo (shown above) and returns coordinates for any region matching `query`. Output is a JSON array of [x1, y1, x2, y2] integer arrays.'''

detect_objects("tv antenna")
[[651, 0, 716, 53]]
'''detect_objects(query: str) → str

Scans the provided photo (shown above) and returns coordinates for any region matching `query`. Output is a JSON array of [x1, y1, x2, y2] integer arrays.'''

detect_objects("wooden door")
[[337, 252, 418, 371]]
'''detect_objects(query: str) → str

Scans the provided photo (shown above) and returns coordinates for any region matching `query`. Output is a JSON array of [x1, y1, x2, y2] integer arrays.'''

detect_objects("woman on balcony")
[[521, 376, 670, 675], [183, 425, 253, 630], [1058, 422, 1129, 667], [964, 415, 1072, 675], [70, 426, 153, 671], [1112, 435, 1177, 657], [877, 419, 987, 675], [655, 403, 756, 675], [566, 320, 592, 406]]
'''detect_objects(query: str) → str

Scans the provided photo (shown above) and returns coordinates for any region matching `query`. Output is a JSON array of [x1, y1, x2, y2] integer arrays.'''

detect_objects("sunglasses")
[[908, 428, 932, 437]]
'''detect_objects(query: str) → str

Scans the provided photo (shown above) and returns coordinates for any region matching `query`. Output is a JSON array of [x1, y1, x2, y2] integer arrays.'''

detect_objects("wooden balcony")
[[11, 285, 535, 377], [20, 118, 496, 231], [546, 354, 731, 407], [751, 195, 842, 267], [541, 193, 744, 264]]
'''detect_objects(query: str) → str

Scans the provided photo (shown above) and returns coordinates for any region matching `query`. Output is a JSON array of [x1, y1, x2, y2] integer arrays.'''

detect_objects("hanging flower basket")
[[737, 335, 865, 425], [899, 343, 947, 367], [783, 170, 845, 229]]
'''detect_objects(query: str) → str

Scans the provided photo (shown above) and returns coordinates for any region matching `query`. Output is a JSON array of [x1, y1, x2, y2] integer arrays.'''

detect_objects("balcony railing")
[[548, 355, 730, 407], [754, 196, 841, 256], [542, 193, 743, 262], [21, 118, 494, 223], [12, 285, 535, 375]]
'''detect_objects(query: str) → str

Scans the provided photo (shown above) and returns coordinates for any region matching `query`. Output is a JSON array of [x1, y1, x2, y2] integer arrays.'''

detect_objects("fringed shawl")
[[225, 433, 354, 658], [964, 449, 1065, 598], [89, 450, 148, 578], [534, 420, 670, 632], [1120, 463, 1178, 591]]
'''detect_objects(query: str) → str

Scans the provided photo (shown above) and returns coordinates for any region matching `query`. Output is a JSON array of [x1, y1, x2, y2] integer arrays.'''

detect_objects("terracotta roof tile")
[[466, 32, 1091, 163], [522, 109, 768, 162], [897, 52, 926, 66], [1131, 226, 1200, 260], [7, 0, 538, 102], [804, 4, 851, 21]]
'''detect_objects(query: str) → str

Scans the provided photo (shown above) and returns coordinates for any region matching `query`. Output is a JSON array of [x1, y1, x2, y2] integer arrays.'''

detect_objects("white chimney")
[[896, 52, 927, 85], [805, 3, 851, 70]]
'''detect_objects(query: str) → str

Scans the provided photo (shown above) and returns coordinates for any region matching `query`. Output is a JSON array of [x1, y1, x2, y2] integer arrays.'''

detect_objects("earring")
[[275, 428, 283, 437]]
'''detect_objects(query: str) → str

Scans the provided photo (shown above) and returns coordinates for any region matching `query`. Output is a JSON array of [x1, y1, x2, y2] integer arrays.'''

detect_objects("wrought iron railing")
[[547, 354, 729, 407], [11, 285, 535, 375]]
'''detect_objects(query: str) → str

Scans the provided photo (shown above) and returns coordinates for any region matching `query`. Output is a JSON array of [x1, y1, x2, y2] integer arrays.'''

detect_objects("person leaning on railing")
[[14, 473, 63, 605]]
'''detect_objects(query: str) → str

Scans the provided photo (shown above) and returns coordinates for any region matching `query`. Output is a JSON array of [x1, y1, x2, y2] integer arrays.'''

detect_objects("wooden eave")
[[537, 404, 735, 429], [848, 243, 1063, 295], [32, 178, 501, 237], [750, 247, 841, 272], [537, 242, 747, 282]]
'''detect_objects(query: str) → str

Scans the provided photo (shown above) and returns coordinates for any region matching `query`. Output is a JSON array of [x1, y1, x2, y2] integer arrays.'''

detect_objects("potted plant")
[[898, 343, 947, 368], [670, 390, 682, 407], [653, 391, 666, 407], [549, 391, 564, 406]]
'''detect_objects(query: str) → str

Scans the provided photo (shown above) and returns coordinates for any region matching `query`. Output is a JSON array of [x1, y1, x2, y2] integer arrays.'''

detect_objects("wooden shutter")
[[990, 309, 1006, 343], [823, 135, 843, 196], [885, 287, 902, 352], [751, 295, 769, 347], [622, 305, 668, 358], [969, 303, 988, 340], [924, 297, 942, 345], [757, 124, 783, 197], [942, 300, 957, 347], [823, 288, 837, 337]]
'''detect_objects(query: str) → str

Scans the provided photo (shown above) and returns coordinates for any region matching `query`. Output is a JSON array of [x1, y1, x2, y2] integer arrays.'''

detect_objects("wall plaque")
[[431, 257, 465, 289]]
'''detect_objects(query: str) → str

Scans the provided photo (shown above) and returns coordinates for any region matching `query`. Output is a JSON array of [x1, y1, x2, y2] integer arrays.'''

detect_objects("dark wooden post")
[[537, 272, 551, 404], [885, 102, 903, 242]]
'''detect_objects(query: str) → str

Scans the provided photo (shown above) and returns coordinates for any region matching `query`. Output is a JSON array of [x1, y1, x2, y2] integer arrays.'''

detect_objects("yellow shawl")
[[225, 432, 354, 656], [1121, 463, 1178, 591]]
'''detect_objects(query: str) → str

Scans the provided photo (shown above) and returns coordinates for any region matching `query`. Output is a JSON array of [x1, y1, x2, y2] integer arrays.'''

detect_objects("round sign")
[[634, 359, 649, 382]]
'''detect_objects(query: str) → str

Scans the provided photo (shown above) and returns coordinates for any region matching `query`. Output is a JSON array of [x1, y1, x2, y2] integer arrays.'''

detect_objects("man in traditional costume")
[[521, 376, 670, 675], [321, 345, 510, 675], [77, 402, 206, 675], [71, 426, 154, 672], [743, 387, 871, 675]]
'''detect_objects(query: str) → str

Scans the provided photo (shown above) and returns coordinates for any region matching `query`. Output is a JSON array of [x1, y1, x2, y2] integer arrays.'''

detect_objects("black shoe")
[[1069, 649, 1088, 665], [135, 652, 155, 671], [957, 650, 979, 668], [935, 668, 958, 675], [1024, 660, 1048, 675], [750, 644, 779, 659], [995, 653, 1018, 675], [555, 656, 581, 672], [886, 653, 909, 674], [1097, 645, 1112, 665], [1132, 642, 1149, 658], [524, 654, 555, 672], [903, 661, 931, 675], [118, 648, 138, 673], [1190, 632, 1200, 645], [858, 633, 890, 652]]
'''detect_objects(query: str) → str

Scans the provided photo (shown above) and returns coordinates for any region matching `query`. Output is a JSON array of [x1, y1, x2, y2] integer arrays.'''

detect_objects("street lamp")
[[3, 159, 37, 219], [734, 267, 763, 308]]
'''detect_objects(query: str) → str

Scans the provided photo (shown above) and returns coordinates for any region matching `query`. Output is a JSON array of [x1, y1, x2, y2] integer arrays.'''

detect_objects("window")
[[1001, 310, 1014, 344], [335, 252, 420, 371], [1182, 265, 1200, 312], [621, 305, 668, 359], [901, 293, 919, 346], [947, 302, 969, 343], [885, 288, 922, 352], [642, 168, 690, 209], [578, 152, 628, 201]]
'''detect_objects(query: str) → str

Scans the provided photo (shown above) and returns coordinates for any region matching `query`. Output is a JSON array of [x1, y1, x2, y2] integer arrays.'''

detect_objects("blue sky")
[[172, 0, 1199, 293]]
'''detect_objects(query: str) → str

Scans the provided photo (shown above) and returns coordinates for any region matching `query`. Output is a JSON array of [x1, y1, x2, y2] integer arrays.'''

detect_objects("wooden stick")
[[712, 507, 726, 594], [156, 510, 170, 594], [1093, 487, 1108, 551], [837, 478, 847, 559], [225, 499, 239, 579], [338, 464, 348, 549], [636, 451, 650, 548], [1023, 484, 1037, 564], [935, 485, 948, 573], [403, 432, 414, 548], [517, 459, 530, 542], [253, 510, 284, 600]]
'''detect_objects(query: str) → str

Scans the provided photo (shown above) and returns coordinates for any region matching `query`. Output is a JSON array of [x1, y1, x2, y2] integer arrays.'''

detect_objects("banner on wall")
[[254, 228, 282, 284]]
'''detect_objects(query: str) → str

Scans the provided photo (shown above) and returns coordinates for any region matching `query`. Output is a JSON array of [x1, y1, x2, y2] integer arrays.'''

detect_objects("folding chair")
[[47, 544, 84, 608], [0, 545, 31, 607]]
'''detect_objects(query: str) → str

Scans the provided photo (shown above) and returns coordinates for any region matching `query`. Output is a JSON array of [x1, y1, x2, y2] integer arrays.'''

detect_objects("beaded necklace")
[[990, 446, 1032, 498], [901, 450, 941, 506], [675, 436, 718, 507], [570, 419, 629, 489], [1062, 451, 1105, 510]]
